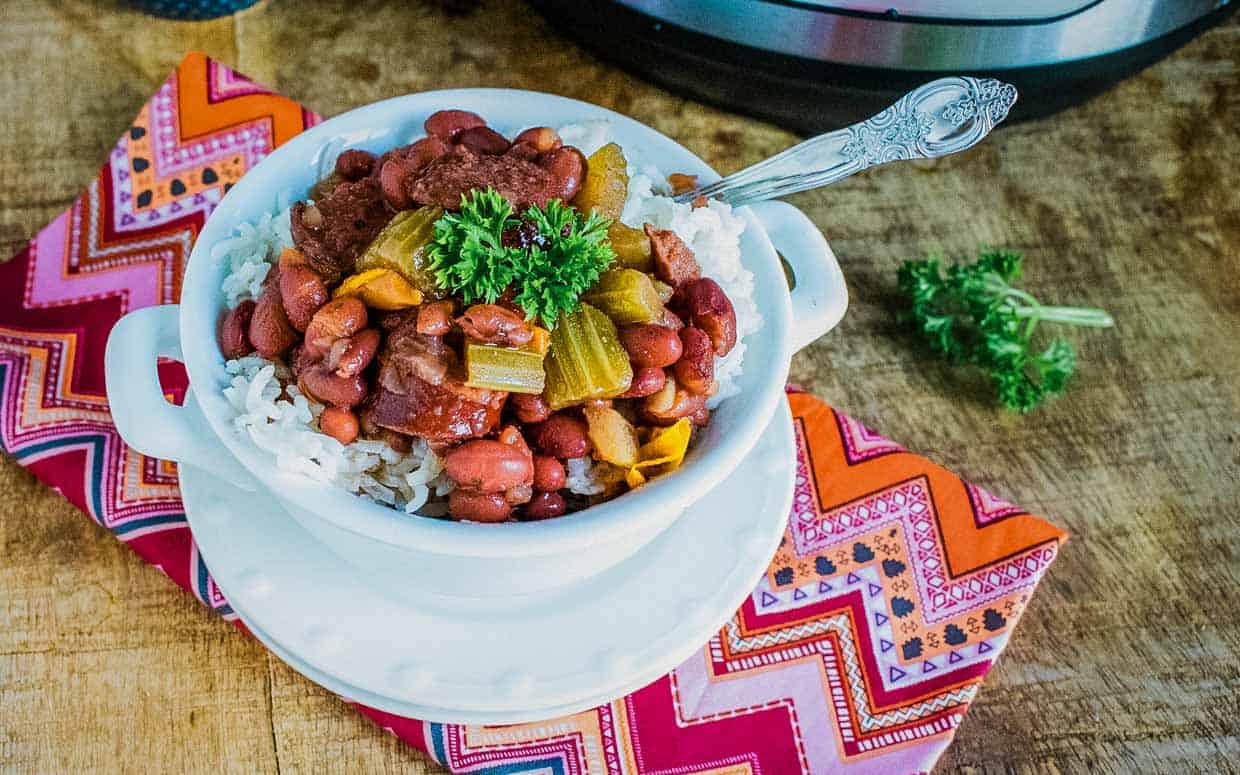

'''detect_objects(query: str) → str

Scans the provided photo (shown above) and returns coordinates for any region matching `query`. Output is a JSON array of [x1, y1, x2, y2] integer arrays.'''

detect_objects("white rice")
[[217, 121, 760, 504], [215, 205, 294, 309], [221, 355, 452, 513]]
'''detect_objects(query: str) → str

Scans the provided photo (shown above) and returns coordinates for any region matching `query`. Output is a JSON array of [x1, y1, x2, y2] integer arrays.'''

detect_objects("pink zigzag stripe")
[[835, 410, 904, 464], [207, 59, 270, 101], [26, 205, 171, 313], [681, 648, 957, 772], [439, 725, 585, 773], [965, 481, 1026, 526], [0, 343, 183, 534]]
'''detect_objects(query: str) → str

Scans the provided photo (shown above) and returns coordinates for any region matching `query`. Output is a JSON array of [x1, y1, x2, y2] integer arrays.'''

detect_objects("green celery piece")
[[581, 269, 664, 325], [359, 207, 445, 298], [464, 341, 546, 394], [543, 303, 633, 409]]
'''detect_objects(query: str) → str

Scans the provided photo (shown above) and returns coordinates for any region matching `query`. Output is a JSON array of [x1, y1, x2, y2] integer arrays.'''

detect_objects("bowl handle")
[[105, 305, 255, 488], [748, 200, 848, 353]]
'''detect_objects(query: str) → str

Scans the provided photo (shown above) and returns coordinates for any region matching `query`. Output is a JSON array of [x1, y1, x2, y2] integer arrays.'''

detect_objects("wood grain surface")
[[1, 1, 1237, 773]]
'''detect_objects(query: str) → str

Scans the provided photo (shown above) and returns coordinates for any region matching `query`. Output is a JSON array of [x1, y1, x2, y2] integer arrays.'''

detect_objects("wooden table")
[[1, 2, 1237, 772]]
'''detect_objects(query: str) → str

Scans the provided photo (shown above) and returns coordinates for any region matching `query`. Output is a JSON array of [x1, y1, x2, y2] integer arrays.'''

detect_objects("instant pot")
[[532, 0, 1236, 130]]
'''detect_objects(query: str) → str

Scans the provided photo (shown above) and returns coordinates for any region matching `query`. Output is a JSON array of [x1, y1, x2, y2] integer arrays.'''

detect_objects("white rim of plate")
[[182, 397, 796, 723]]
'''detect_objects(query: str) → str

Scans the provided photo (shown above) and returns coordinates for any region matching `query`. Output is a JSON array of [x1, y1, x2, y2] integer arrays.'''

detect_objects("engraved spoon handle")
[[675, 77, 1018, 208]]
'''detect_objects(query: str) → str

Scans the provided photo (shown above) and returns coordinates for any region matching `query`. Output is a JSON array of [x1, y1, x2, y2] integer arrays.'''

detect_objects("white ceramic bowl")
[[104, 89, 847, 598]]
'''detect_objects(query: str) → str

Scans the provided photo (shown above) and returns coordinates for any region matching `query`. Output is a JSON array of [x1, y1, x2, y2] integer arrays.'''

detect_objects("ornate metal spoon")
[[675, 77, 1018, 208]]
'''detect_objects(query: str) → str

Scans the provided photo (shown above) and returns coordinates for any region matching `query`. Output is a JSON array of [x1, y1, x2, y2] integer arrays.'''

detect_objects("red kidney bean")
[[672, 327, 714, 395], [537, 146, 587, 201], [514, 127, 562, 153], [530, 413, 592, 459], [532, 455, 566, 492], [278, 265, 329, 332], [219, 299, 256, 360], [510, 393, 551, 424], [299, 365, 367, 408], [304, 298, 368, 356], [416, 300, 455, 336], [335, 149, 376, 180], [642, 383, 707, 426], [524, 491, 566, 520], [406, 136, 449, 169], [619, 324, 683, 369], [424, 110, 486, 141], [289, 344, 318, 377], [319, 406, 360, 445], [327, 328, 381, 378], [505, 142, 540, 162], [379, 159, 412, 210], [681, 277, 738, 356], [457, 304, 533, 347], [249, 282, 298, 358], [449, 489, 512, 522], [617, 366, 666, 399], [455, 126, 511, 155], [444, 439, 534, 493]]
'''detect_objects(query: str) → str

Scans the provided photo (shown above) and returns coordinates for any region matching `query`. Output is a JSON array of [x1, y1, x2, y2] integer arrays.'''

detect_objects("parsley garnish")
[[426, 188, 614, 327], [897, 250, 1114, 413]]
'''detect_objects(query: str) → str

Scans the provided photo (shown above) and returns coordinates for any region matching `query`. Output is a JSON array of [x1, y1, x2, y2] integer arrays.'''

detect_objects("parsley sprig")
[[897, 250, 1114, 413], [426, 188, 614, 327]]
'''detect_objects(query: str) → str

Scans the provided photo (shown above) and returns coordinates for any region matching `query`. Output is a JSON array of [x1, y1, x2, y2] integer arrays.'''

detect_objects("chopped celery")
[[464, 341, 546, 394], [582, 269, 664, 325], [543, 303, 633, 409], [357, 207, 445, 298], [608, 222, 653, 271]]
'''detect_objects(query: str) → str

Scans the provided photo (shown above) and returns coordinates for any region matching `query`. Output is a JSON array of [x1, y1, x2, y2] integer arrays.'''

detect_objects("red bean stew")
[[219, 110, 738, 522]]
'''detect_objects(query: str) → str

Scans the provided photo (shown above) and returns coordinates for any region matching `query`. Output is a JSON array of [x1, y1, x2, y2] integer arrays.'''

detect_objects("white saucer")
[[182, 400, 794, 724]]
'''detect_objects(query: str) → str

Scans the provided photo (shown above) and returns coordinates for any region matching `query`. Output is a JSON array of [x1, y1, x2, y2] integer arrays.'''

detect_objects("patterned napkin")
[[0, 53, 1067, 773]]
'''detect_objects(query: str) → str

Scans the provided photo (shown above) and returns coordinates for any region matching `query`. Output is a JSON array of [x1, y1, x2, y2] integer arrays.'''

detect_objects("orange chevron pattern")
[[785, 393, 1063, 575], [176, 52, 311, 148]]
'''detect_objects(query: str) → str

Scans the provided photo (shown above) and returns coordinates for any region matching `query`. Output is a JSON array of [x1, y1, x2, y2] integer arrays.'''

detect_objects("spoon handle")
[[676, 77, 1018, 208]]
